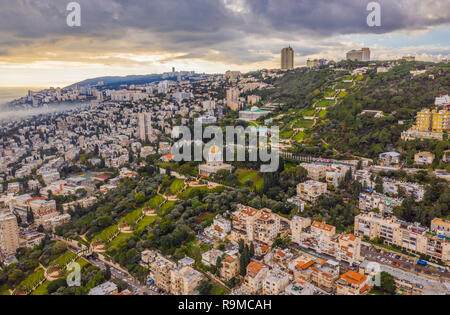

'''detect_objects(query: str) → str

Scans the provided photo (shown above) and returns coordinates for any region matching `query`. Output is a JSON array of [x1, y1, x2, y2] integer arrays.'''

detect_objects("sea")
[[0, 87, 46, 108]]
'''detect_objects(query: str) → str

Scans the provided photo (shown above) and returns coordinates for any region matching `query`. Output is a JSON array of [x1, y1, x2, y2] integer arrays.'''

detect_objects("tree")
[[134, 192, 146, 204], [215, 256, 223, 276], [238, 239, 245, 254], [375, 176, 383, 194], [198, 280, 213, 295], [374, 272, 396, 295], [104, 266, 112, 281], [249, 241, 255, 258]]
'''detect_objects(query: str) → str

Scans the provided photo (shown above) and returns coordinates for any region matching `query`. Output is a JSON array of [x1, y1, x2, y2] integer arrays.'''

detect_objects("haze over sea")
[[0, 87, 46, 108]]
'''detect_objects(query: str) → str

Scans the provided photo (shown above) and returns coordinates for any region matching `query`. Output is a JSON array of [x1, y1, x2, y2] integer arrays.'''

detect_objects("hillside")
[[260, 61, 450, 162]]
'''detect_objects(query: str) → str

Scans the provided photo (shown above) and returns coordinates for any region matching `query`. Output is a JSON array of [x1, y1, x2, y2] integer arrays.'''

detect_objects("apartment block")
[[416, 109, 450, 132], [243, 261, 268, 294], [296, 180, 328, 203], [221, 255, 239, 281], [262, 268, 290, 295], [300, 163, 327, 181], [170, 266, 204, 295], [290, 219, 362, 266], [355, 213, 450, 265], [431, 218, 450, 237], [336, 271, 371, 295], [150, 254, 177, 293], [230, 205, 281, 246], [358, 190, 403, 215], [0, 209, 20, 258], [414, 151, 435, 165]]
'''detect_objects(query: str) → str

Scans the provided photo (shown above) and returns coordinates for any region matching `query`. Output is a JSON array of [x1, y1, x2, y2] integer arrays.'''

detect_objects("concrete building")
[[336, 271, 371, 295], [300, 163, 327, 181], [263, 268, 290, 295], [198, 145, 233, 177], [170, 266, 204, 295], [378, 152, 401, 166], [150, 254, 177, 293], [281, 47, 294, 70], [355, 213, 450, 265], [226, 87, 241, 111], [88, 281, 118, 295], [346, 48, 371, 62], [230, 205, 282, 247], [358, 190, 403, 215], [0, 209, 20, 259], [221, 255, 239, 281], [138, 112, 153, 142], [239, 106, 270, 121], [243, 261, 268, 294], [296, 180, 327, 203], [414, 151, 435, 165]]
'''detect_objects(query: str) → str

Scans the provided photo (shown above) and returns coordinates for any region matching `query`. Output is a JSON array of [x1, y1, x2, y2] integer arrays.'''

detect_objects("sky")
[[0, 0, 449, 87]]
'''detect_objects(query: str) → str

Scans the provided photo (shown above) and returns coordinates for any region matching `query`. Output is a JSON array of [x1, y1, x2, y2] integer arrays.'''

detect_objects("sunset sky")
[[0, 0, 449, 87]]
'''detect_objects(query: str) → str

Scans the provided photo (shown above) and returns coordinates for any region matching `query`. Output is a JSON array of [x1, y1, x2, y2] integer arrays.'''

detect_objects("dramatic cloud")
[[0, 0, 449, 85]]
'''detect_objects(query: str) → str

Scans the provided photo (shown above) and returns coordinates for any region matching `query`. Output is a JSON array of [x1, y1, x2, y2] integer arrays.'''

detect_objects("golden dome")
[[210, 145, 220, 154]]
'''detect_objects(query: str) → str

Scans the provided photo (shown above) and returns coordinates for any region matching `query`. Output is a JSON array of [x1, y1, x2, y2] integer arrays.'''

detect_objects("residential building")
[[262, 268, 290, 295], [221, 255, 239, 281], [138, 112, 154, 142], [88, 281, 118, 295], [202, 249, 223, 267], [0, 209, 20, 259], [431, 218, 450, 237], [355, 213, 450, 265], [414, 151, 435, 165], [226, 87, 241, 111], [346, 48, 371, 62], [281, 47, 294, 70], [243, 261, 268, 294], [290, 216, 312, 245], [378, 152, 401, 166], [170, 266, 204, 295], [358, 190, 403, 215], [296, 180, 327, 203], [300, 163, 327, 181], [150, 254, 177, 293], [230, 205, 281, 246], [336, 271, 371, 295]]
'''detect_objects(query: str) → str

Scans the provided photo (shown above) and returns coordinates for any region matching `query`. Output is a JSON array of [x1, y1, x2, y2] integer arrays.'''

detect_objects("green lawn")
[[316, 99, 335, 108], [169, 179, 185, 195], [294, 119, 314, 129], [121, 208, 143, 225], [303, 109, 316, 117], [294, 131, 305, 142], [92, 224, 119, 243], [235, 169, 264, 192], [338, 91, 347, 98], [281, 129, 294, 139], [136, 215, 157, 232], [50, 251, 76, 269], [318, 110, 328, 119], [18, 268, 46, 293], [1, 284, 10, 296], [160, 201, 177, 215], [147, 195, 165, 209], [108, 233, 133, 252], [31, 280, 50, 295]]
